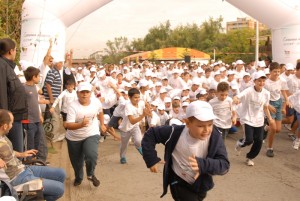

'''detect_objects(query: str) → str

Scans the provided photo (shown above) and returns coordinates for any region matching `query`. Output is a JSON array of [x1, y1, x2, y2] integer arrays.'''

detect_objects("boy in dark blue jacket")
[[142, 101, 230, 201]]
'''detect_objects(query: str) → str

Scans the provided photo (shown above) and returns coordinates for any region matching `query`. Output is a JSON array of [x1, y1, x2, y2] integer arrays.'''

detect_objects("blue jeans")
[[23, 123, 41, 151], [7, 121, 24, 152], [10, 166, 66, 201]]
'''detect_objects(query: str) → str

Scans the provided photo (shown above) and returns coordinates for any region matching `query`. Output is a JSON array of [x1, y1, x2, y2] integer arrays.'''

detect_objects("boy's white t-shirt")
[[158, 112, 169, 126], [237, 87, 270, 127], [52, 89, 77, 113], [288, 90, 300, 113], [66, 98, 102, 141], [147, 111, 161, 127], [209, 96, 234, 129], [113, 96, 129, 117], [118, 101, 144, 132], [264, 77, 288, 101], [172, 127, 210, 184], [287, 74, 300, 94]]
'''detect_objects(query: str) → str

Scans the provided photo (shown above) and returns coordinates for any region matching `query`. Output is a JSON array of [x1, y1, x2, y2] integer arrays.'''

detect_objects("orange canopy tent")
[[123, 47, 210, 62]]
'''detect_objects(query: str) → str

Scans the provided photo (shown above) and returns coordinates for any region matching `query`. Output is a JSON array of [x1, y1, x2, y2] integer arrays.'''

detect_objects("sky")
[[66, 0, 250, 58]]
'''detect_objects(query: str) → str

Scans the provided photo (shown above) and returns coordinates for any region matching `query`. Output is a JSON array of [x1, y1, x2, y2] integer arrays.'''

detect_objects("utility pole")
[[255, 20, 259, 66], [6, 0, 9, 34]]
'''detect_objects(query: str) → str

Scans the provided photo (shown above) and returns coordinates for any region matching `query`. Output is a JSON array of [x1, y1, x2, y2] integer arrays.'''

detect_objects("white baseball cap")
[[169, 118, 184, 126], [90, 67, 97, 72], [236, 60, 244, 65], [253, 71, 267, 80], [138, 79, 148, 87], [77, 82, 92, 92], [155, 82, 162, 87], [97, 70, 106, 78], [243, 72, 251, 77], [227, 70, 235, 76], [157, 104, 165, 110], [192, 79, 200, 85], [164, 97, 171, 103], [185, 101, 216, 121], [258, 61, 266, 68], [182, 101, 189, 107], [286, 63, 294, 70], [173, 96, 181, 100], [160, 88, 167, 94]]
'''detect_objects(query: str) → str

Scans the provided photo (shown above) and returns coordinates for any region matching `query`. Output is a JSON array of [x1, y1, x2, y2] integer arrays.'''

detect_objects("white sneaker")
[[292, 139, 300, 150], [284, 124, 292, 131], [99, 136, 105, 143], [246, 158, 254, 166], [235, 140, 242, 156]]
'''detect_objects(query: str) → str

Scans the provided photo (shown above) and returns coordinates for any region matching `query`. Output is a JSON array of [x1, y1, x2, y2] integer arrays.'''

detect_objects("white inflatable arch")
[[227, 0, 300, 65], [20, 0, 112, 66]]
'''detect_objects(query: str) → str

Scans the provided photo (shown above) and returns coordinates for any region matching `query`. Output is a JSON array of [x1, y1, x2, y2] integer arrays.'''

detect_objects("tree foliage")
[[102, 36, 131, 64], [0, 0, 24, 44], [102, 16, 271, 64]]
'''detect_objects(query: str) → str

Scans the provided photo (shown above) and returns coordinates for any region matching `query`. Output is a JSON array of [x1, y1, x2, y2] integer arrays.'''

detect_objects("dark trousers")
[[216, 127, 229, 140], [239, 124, 264, 159], [37, 123, 48, 162], [7, 121, 24, 152], [66, 135, 100, 181], [169, 169, 207, 201]]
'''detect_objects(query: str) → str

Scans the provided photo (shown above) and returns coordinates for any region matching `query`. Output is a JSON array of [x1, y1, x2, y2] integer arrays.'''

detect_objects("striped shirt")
[[43, 67, 62, 99]]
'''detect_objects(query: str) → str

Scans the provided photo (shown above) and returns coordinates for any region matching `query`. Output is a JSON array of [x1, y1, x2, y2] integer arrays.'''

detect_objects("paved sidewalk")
[[48, 128, 300, 201]]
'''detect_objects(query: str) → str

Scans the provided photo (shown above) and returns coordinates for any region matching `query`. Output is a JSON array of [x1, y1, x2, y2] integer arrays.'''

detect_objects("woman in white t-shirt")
[[65, 82, 106, 187]]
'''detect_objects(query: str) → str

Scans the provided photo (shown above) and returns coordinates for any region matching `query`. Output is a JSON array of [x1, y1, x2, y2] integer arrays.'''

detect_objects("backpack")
[[0, 180, 18, 200]]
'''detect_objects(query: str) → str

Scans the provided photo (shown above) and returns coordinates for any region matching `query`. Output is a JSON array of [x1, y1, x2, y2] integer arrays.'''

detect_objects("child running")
[[118, 88, 151, 164], [141, 101, 229, 200], [233, 71, 274, 166]]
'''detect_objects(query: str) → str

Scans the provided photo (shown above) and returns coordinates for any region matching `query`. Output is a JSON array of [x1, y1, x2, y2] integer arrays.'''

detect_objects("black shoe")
[[266, 149, 274, 157], [74, 179, 82, 186], [88, 175, 100, 187]]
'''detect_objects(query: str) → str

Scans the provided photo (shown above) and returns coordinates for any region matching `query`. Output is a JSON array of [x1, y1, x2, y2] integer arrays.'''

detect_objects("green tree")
[[0, 0, 24, 43], [102, 36, 131, 64], [168, 23, 201, 49], [143, 20, 171, 50]]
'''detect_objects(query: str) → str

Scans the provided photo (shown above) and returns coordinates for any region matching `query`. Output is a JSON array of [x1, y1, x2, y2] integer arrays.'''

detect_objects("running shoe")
[[288, 133, 296, 141], [88, 175, 100, 187], [293, 139, 300, 150], [120, 157, 127, 164], [284, 124, 292, 131], [235, 140, 241, 156], [246, 158, 254, 166], [266, 149, 274, 157]]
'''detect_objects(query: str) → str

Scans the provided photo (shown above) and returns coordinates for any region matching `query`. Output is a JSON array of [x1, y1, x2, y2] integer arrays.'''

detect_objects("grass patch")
[[48, 147, 58, 154]]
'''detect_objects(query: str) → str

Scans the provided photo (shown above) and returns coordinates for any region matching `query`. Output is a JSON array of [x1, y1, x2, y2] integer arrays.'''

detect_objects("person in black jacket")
[[142, 101, 230, 201], [0, 38, 27, 152]]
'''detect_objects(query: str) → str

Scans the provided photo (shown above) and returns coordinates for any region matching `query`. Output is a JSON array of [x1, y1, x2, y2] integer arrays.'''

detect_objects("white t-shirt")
[[147, 111, 161, 127], [168, 77, 185, 89], [209, 97, 234, 129], [113, 97, 129, 117], [52, 89, 77, 113], [66, 98, 102, 141], [118, 101, 144, 132], [172, 127, 210, 184], [264, 77, 288, 101], [287, 74, 300, 94], [288, 90, 300, 113], [39, 63, 51, 88], [158, 112, 169, 126], [237, 87, 270, 127]]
